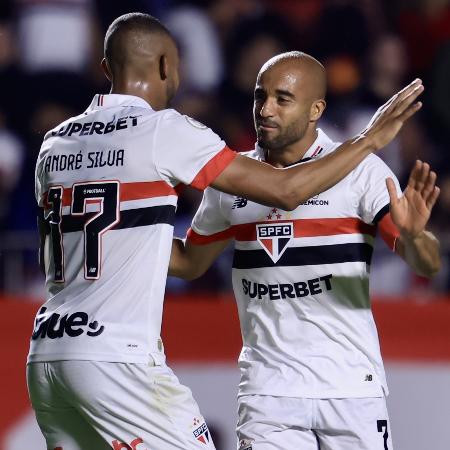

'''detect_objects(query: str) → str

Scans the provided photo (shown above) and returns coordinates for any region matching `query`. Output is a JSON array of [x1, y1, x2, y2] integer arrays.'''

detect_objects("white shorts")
[[237, 395, 393, 450], [27, 360, 215, 450]]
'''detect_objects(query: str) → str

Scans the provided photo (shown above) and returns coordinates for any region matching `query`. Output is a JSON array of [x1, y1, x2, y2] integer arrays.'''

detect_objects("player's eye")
[[254, 91, 266, 102]]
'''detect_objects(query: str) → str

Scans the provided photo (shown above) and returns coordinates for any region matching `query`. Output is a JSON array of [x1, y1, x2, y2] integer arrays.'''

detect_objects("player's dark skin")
[[169, 54, 440, 279], [100, 21, 425, 212]]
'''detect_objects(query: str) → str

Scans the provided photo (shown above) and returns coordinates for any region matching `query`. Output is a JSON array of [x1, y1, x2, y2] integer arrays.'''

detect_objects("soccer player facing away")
[[28, 11, 427, 450], [170, 52, 441, 450]]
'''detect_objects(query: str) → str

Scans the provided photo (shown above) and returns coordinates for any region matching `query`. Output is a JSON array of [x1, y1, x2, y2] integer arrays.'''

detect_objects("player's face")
[[254, 64, 312, 150]]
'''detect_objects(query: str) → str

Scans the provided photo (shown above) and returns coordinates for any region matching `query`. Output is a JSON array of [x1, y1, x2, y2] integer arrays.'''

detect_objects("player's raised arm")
[[212, 79, 424, 210]]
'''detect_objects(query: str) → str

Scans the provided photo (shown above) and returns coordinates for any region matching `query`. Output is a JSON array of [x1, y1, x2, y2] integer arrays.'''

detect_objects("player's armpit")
[[169, 236, 230, 280]]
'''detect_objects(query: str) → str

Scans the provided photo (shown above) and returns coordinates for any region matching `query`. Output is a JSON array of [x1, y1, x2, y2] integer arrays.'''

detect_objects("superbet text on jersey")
[[29, 94, 236, 364], [188, 129, 402, 399]]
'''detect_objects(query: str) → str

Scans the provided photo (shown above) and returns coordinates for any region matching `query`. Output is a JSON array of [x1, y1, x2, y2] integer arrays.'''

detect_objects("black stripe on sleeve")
[[232, 243, 374, 269], [60, 205, 176, 233], [373, 204, 390, 225]]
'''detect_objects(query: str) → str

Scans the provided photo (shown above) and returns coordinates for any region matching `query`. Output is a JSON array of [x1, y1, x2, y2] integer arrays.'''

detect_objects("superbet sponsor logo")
[[31, 306, 105, 340], [112, 437, 147, 450]]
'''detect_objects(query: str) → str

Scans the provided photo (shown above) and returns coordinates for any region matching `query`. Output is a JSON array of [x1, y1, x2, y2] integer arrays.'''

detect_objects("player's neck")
[[109, 78, 167, 111], [265, 128, 318, 168]]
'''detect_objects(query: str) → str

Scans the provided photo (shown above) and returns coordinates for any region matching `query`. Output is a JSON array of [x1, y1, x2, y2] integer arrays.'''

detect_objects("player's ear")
[[310, 99, 326, 121], [101, 58, 112, 82], [159, 54, 168, 81]]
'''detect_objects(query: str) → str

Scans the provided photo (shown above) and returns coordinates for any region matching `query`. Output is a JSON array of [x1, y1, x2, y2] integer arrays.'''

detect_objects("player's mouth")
[[257, 121, 279, 131]]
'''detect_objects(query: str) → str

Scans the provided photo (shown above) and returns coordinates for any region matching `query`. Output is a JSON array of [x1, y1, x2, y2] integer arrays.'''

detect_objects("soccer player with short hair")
[[28, 11, 427, 450], [170, 52, 440, 450]]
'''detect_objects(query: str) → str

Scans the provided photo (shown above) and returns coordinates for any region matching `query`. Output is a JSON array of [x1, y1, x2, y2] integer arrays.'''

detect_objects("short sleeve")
[[351, 154, 402, 224], [187, 187, 234, 244], [35, 147, 47, 206], [154, 111, 236, 189]]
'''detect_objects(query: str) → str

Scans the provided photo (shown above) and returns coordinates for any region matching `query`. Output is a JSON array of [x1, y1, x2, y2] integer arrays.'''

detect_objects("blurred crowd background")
[[0, 0, 449, 298]]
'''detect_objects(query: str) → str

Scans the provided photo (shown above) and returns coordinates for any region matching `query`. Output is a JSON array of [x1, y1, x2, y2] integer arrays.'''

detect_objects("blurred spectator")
[[396, 0, 450, 75], [165, 4, 223, 93], [0, 20, 30, 135], [0, 112, 24, 230], [429, 40, 450, 147], [15, 0, 95, 74]]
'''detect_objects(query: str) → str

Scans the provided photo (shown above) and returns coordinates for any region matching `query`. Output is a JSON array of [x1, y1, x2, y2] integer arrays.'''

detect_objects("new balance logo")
[[232, 196, 248, 209]]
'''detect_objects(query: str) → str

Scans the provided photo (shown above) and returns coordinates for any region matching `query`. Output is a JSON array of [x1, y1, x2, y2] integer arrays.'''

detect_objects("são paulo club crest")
[[239, 439, 253, 450], [256, 222, 293, 263], [192, 417, 211, 445]]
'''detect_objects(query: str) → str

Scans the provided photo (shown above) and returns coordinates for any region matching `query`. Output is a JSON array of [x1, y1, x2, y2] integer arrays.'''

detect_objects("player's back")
[[30, 93, 225, 365]]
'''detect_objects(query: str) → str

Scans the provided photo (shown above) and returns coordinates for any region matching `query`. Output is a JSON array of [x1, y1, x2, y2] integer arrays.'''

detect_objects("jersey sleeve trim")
[[190, 146, 237, 190], [373, 204, 390, 224], [378, 212, 400, 252], [186, 226, 234, 244]]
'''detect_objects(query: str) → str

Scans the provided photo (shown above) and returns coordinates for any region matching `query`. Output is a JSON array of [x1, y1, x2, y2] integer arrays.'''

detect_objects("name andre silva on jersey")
[[44, 148, 125, 173]]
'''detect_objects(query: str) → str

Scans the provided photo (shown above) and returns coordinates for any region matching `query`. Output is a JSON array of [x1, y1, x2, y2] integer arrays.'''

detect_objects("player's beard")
[[256, 119, 308, 151]]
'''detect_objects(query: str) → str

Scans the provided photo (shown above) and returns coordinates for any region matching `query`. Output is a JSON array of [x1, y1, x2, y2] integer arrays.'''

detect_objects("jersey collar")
[[256, 128, 333, 166], [84, 94, 154, 113]]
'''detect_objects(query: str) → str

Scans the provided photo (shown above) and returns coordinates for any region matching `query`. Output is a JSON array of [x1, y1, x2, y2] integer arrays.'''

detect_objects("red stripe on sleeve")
[[378, 213, 400, 251], [120, 181, 177, 202], [186, 227, 235, 245], [43, 181, 177, 208], [190, 146, 237, 191]]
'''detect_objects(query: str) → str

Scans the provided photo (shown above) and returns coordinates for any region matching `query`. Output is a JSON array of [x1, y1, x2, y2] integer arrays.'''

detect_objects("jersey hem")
[[27, 352, 165, 365], [237, 388, 387, 399]]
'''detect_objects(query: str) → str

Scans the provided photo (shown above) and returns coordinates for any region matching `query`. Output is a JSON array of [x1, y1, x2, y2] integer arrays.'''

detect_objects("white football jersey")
[[29, 94, 236, 364], [189, 129, 401, 399]]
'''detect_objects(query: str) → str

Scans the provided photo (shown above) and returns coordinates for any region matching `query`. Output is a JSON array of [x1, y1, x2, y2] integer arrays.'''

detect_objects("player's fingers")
[[426, 186, 440, 210], [397, 101, 422, 124], [422, 171, 437, 200], [407, 160, 422, 190], [386, 178, 398, 204], [416, 161, 430, 192], [393, 85, 424, 116], [385, 79, 422, 112]]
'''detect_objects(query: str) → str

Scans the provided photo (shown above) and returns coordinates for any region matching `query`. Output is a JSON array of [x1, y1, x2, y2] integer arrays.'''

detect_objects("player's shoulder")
[[157, 109, 211, 132], [43, 111, 87, 143], [360, 153, 391, 172]]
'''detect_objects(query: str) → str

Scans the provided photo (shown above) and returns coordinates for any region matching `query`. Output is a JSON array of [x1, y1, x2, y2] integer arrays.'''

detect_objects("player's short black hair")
[[104, 12, 173, 66]]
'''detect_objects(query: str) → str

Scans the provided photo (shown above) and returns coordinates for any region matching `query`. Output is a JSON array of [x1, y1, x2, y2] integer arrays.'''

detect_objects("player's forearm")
[[281, 135, 375, 209], [397, 230, 441, 277], [169, 238, 197, 280]]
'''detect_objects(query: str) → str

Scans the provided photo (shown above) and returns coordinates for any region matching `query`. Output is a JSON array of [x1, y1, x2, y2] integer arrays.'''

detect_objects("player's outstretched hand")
[[360, 79, 424, 151], [386, 160, 440, 239]]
